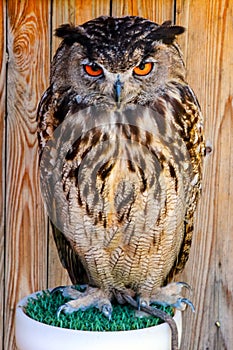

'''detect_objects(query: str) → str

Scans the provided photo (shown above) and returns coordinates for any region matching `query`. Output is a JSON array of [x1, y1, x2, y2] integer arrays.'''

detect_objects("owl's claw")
[[57, 303, 72, 318], [100, 303, 112, 320], [176, 281, 192, 292], [51, 285, 66, 293], [177, 297, 195, 312]]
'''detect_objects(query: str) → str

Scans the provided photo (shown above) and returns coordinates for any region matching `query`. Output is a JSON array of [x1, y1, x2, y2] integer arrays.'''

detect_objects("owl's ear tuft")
[[55, 24, 87, 45], [149, 21, 185, 44]]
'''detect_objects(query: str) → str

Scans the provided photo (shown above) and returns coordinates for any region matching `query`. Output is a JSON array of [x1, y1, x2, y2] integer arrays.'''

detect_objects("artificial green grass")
[[24, 287, 174, 332]]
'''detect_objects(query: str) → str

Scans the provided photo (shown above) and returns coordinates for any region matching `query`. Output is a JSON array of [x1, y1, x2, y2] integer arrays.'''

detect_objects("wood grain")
[[74, 0, 110, 24], [111, 0, 174, 23], [0, 2, 6, 349], [176, 0, 233, 349], [5, 1, 50, 349]]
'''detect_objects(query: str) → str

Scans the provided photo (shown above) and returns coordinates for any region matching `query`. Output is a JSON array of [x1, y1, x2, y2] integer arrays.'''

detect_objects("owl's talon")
[[79, 284, 88, 291], [51, 285, 67, 294], [57, 304, 70, 318], [140, 299, 148, 308], [101, 303, 112, 321], [179, 297, 195, 312], [177, 281, 192, 292], [135, 299, 151, 318]]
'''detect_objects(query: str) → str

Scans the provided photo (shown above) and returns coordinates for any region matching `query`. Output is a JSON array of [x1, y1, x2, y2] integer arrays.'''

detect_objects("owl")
[[37, 15, 205, 338]]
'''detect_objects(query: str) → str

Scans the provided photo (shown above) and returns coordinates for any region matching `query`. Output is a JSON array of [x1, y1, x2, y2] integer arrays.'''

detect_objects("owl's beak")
[[114, 75, 124, 107]]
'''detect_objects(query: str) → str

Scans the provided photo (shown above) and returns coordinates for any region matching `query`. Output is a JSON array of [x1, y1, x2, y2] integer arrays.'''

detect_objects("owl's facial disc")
[[81, 56, 156, 107]]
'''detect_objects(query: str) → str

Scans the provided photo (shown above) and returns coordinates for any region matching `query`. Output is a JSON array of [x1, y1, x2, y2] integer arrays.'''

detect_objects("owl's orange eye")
[[84, 64, 103, 77], [133, 62, 153, 76]]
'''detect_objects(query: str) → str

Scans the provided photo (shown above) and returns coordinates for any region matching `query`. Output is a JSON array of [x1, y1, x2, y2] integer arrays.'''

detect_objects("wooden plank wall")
[[0, 1, 232, 349]]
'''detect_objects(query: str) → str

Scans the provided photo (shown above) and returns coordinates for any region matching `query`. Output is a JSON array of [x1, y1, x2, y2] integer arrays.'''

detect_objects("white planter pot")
[[15, 291, 182, 350]]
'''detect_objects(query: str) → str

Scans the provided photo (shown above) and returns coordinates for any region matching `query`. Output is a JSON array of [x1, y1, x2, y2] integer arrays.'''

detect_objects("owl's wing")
[[37, 83, 80, 156], [164, 84, 205, 282], [52, 224, 89, 285], [165, 212, 194, 282], [37, 85, 90, 285]]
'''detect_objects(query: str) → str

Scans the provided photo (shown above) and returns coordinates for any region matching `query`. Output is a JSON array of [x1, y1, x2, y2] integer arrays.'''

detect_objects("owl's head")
[[52, 16, 185, 107]]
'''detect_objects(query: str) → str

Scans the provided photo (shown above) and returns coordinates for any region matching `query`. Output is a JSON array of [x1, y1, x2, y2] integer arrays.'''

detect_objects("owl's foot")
[[53, 285, 113, 320], [148, 281, 195, 312]]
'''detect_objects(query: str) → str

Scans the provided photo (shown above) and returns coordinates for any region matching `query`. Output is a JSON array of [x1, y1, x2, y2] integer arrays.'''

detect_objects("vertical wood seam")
[[109, 0, 113, 16], [3, 0, 8, 348], [173, 0, 176, 24]]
